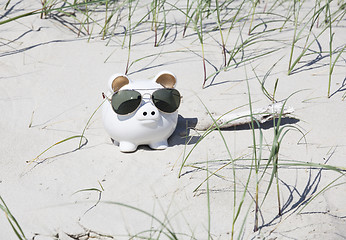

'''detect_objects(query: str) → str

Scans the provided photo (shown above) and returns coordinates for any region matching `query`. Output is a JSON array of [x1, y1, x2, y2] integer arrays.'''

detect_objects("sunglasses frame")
[[103, 88, 182, 116]]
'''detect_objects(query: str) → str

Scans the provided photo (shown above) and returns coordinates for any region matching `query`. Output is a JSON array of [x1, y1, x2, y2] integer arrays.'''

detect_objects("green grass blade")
[[102, 201, 178, 240], [0, 196, 26, 240], [328, 43, 346, 97], [79, 99, 106, 148], [206, 157, 211, 240]]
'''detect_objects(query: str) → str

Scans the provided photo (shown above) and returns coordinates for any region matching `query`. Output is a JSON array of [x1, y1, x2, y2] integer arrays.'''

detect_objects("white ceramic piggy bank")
[[102, 71, 181, 152]]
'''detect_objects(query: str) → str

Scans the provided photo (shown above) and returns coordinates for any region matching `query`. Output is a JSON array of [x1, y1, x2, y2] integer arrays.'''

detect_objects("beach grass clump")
[[150, 0, 170, 47], [180, 107, 345, 238], [286, 0, 345, 96], [179, 73, 345, 237]]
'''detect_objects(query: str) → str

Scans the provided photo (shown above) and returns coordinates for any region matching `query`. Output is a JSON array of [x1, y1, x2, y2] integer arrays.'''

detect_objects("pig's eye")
[[111, 90, 142, 115], [152, 88, 181, 113]]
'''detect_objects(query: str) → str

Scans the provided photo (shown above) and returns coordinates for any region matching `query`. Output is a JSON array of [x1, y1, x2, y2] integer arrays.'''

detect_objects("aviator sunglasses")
[[104, 88, 181, 115]]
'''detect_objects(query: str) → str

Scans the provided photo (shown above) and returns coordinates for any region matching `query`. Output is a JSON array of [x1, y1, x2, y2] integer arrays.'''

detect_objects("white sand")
[[1, 0, 346, 239]]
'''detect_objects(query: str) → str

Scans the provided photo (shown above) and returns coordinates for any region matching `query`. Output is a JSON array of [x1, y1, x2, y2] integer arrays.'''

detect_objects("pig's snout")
[[136, 102, 160, 123]]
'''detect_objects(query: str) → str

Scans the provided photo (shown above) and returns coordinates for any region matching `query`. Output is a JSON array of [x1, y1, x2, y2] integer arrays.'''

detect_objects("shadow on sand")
[[168, 115, 300, 147]]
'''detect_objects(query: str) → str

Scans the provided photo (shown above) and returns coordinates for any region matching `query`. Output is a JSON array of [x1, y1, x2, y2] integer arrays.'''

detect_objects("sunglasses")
[[104, 88, 181, 115]]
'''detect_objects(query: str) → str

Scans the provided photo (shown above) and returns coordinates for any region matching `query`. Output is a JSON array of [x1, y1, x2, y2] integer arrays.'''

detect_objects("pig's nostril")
[[141, 111, 156, 117]]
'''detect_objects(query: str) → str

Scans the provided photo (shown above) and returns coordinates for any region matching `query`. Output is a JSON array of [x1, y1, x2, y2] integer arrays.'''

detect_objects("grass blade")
[[28, 135, 87, 164], [0, 196, 26, 240]]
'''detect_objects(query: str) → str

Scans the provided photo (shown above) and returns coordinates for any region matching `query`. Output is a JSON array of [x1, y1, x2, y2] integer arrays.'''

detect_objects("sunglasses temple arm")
[[102, 92, 112, 104]]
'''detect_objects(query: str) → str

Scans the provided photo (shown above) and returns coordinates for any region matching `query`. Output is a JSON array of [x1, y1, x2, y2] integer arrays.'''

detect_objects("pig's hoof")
[[149, 140, 168, 150], [119, 142, 137, 152]]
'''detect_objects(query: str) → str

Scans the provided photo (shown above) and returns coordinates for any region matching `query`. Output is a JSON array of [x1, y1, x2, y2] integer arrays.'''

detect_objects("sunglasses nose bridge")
[[141, 92, 152, 99], [141, 93, 156, 107]]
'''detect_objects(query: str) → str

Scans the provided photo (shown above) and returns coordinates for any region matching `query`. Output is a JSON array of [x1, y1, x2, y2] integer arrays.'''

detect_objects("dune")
[[1, 0, 345, 239]]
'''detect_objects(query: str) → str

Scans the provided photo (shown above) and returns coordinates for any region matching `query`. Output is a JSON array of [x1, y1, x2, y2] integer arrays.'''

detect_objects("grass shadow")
[[258, 149, 341, 232], [329, 77, 346, 98], [0, 38, 86, 58]]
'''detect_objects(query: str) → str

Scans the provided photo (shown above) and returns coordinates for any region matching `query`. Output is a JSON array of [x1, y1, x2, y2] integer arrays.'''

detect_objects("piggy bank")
[[102, 71, 181, 152]]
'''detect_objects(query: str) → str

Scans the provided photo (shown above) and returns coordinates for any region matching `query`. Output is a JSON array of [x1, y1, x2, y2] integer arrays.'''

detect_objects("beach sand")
[[1, 0, 346, 239]]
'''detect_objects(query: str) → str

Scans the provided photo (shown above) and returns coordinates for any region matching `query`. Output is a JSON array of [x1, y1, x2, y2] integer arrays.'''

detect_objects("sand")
[[1, 0, 346, 239]]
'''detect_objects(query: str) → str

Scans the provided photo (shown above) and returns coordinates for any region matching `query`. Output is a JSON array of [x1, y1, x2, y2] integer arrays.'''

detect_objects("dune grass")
[[179, 85, 345, 238], [1, 0, 344, 89], [0, 196, 26, 240]]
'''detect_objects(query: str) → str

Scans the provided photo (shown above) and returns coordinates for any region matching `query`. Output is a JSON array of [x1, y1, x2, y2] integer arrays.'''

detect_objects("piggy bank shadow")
[[127, 115, 199, 151], [168, 115, 200, 147]]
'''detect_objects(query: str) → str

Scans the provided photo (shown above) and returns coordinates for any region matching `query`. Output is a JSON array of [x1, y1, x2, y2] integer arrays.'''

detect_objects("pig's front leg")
[[149, 140, 168, 150], [119, 141, 138, 152]]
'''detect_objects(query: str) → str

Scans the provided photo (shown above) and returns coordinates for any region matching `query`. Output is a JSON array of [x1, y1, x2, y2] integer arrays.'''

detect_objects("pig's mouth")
[[139, 119, 159, 126], [136, 109, 160, 126]]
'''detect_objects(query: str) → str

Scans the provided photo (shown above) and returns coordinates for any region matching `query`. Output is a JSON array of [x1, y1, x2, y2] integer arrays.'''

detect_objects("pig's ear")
[[108, 74, 130, 92], [154, 71, 176, 88]]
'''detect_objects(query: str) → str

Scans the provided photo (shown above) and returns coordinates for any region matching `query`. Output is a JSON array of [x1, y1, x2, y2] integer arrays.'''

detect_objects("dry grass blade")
[[5, 0, 12, 10], [27, 135, 87, 164], [0, 0, 104, 25]]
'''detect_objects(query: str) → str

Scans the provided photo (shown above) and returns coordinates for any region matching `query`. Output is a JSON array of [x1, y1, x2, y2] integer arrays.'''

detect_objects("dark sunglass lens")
[[152, 88, 181, 113], [111, 90, 141, 115]]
